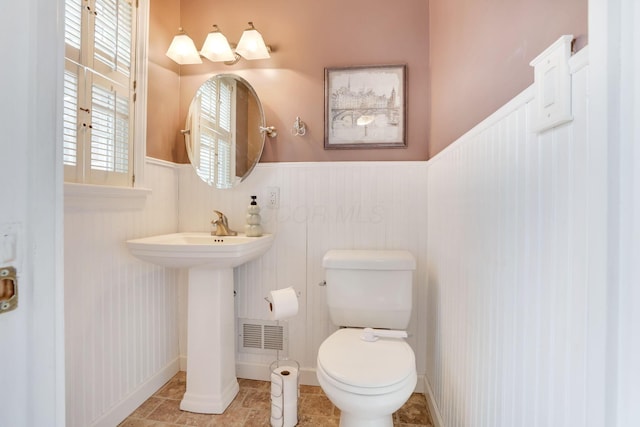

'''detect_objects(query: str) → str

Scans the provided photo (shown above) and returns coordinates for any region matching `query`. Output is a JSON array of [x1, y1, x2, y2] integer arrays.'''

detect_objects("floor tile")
[[120, 373, 433, 426]]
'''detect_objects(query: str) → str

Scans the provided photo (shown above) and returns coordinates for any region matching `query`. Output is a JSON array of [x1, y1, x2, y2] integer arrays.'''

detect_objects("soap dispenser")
[[245, 195, 263, 237]]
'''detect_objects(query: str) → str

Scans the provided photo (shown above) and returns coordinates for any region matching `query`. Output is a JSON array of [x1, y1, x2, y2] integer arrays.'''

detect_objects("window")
[[63, 0, 137, 187]]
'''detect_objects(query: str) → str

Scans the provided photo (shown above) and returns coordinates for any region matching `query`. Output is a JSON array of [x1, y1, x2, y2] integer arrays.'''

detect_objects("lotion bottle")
[[245, 195, 263, 237]]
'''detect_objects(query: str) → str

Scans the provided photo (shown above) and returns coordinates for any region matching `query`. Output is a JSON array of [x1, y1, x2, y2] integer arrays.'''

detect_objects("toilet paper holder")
[[270, 359, 300, 427], [263, 288, 301, 304], [264, 288, 301, 313], [265, 287, 300, 322]]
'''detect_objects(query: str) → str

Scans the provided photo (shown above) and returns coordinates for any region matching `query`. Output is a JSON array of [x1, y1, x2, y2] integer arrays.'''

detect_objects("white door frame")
[[0, 0, 65, 426]]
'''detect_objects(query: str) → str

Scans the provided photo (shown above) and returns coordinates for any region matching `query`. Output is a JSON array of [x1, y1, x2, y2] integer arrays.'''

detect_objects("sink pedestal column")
[[180, 266, 239, 414]]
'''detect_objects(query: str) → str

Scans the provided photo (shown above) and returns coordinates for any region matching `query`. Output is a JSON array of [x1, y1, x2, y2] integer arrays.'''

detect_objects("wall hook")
[[291, 116, 306, 136]]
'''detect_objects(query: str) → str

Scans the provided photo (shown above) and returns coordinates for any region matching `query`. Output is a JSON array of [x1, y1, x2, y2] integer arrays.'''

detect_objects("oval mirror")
[[184, 74, 267, 189]]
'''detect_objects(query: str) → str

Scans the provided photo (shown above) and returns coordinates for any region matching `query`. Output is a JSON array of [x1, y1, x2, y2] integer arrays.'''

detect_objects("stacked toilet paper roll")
[[270, 365, 299, 427], [268, 287, 298, 320]]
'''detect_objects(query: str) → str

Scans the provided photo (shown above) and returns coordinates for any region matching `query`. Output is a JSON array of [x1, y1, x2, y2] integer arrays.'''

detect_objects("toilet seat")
[[317, 328, 415, 395]]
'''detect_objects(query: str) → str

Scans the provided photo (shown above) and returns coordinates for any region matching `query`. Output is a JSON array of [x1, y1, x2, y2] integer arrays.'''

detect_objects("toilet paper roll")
[[270, 366, 298, 427], [269, 287, 299, 320]]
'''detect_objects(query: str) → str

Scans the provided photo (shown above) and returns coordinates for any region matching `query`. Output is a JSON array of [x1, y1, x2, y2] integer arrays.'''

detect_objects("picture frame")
[[324, 64, 407, 149]]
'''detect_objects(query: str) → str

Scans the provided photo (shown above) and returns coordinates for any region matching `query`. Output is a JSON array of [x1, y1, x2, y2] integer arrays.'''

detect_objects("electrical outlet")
[[267, 187, 280, 208]]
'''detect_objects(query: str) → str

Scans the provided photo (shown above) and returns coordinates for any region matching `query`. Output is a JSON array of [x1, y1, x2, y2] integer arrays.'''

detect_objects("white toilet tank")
[[322, 249, 416, 329]]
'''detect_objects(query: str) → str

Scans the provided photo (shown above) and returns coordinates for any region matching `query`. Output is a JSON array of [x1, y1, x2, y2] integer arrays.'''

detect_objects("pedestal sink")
[[126, 232, 274, 413]]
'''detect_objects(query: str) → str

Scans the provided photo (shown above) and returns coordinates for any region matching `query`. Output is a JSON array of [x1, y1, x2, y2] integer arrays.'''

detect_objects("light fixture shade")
[[235, 23, 270, 60], [166, 29, 202, 65], [200, 27, 236, 62]]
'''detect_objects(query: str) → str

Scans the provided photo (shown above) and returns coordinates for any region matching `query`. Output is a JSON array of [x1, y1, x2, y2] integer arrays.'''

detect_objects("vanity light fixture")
[[166, 27, 202, 65], [166, 22, 272, 66]]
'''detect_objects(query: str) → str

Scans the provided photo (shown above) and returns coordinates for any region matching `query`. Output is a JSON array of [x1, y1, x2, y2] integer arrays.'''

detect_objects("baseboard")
[[235, 361, 426, 393], [181, 358, 429, 395], [91, 358, 180, 427], [424, 376, 444, 427], [235, 361, 320, 386]]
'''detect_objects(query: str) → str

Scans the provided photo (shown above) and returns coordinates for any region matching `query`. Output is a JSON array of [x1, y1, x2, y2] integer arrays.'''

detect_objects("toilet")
[[317, 249, 417, 427]]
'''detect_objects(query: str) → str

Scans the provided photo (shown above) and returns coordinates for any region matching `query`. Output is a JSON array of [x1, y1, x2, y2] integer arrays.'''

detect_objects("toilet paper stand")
[[270, 359, 300, 427]]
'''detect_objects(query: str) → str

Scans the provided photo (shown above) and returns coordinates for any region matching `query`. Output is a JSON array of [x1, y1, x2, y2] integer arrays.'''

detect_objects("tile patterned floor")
[[119, 372, 433, 426]]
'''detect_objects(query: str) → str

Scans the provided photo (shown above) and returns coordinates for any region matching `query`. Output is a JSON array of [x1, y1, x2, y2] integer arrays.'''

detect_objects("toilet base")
[[340, 412, 393, 427], [317, 363, 416, 427]]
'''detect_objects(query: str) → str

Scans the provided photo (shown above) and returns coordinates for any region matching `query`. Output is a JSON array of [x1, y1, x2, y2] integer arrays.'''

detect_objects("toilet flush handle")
[[361, 327, 408, 342]]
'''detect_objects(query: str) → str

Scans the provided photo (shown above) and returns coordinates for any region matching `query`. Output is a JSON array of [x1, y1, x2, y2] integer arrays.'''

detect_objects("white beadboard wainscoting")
[[63, 158, 429, 427], [64, 159, 181, 427], [425, 48, 603, 427], [177, 161, 429, 388]]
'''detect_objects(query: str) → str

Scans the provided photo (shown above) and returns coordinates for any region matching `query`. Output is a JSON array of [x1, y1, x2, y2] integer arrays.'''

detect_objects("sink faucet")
[[211, 210, 238, 236]]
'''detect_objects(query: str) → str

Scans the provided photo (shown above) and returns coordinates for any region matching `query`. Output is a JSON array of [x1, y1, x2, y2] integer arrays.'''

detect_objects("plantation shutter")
[[195, 79, 235, 189], [64, 0, 82, 53], [217, 81, 233, 188], [63, 66, 80, 167], [63, 0, 135, 186]]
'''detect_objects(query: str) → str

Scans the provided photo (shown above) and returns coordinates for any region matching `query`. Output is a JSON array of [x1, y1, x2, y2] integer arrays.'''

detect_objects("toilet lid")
[[317, 328, 415, 389]]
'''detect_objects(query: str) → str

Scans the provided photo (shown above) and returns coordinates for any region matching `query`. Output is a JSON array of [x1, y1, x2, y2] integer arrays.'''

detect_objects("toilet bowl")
[[316, 328, 417, 427]]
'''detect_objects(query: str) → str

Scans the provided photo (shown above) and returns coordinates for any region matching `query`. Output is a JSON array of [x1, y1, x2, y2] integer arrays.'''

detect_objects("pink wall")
[[147, 0, 182, 161], [147, 0, 430, 163], [428, 0, 587, 157], [147, 0, 587, 163]]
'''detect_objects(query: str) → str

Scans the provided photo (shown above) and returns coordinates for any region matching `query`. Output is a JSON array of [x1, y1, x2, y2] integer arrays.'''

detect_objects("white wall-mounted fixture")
[[166, 27, 202, 65], [167, 22, 272, 66], [529, 34, 574, 132]]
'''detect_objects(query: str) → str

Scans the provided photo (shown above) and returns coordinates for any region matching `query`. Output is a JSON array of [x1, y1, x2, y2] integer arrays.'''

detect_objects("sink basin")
[[126, 232, 274, 269], [126, 231, 275, 414]]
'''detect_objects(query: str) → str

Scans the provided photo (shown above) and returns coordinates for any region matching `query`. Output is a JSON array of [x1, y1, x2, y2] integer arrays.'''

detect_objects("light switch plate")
[[0, 222, 20, 266], [529, 35, 574, 132]]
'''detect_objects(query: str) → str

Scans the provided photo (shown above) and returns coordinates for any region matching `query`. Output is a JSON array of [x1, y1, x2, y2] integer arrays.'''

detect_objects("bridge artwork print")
[[324, 64, 406, 149]]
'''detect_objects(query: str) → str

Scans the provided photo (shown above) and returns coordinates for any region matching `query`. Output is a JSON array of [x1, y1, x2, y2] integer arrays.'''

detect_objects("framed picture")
[[324, 64, 407, 149]]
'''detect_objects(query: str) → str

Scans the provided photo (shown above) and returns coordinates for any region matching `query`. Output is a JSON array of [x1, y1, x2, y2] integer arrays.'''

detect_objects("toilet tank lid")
[[322, 250, 416, 270]]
